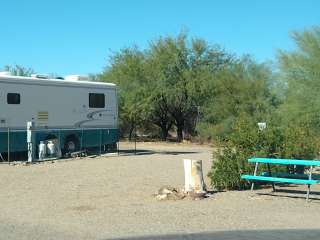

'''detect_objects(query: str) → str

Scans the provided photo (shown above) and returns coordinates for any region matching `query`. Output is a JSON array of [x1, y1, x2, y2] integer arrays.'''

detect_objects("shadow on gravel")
[[0, 149, 199, 163], [257, 190, 320, 202], [118, 149, 199, 156], [274, 188, 320, 196], [106, 229, 320, 240]]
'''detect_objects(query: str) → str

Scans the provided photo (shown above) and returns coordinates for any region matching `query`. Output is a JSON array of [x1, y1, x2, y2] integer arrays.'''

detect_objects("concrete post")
[[27, 121, 35, 163], [183, 159, 207, 194]]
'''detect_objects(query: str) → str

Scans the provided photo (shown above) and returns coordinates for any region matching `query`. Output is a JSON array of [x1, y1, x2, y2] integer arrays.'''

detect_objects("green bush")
[[196, 118, 234, 142], [208, 115, 320, 191], [281, 121, 319, 160], [208, 143, 252, 190]]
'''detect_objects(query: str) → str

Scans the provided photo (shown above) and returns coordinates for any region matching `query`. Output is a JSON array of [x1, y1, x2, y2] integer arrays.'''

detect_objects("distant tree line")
[[209, 26, 320, 189], [99, 32, 281, 142], [3, 64, 34, 76], [99, 26, 320, 189], [3, 26, 320, 189], [3, 27, 320, 147]]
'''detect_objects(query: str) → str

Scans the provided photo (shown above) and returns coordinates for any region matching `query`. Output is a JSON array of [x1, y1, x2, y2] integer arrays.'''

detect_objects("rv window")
[[7, 93, 21, 104], [89, 93, 105, 108]]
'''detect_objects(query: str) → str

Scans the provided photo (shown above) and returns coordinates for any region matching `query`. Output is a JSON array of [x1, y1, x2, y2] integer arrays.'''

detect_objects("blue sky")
[[0, 0, 319, 76]]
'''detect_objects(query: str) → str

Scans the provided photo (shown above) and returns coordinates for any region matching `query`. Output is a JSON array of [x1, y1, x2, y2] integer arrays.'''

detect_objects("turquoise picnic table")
[[241, 158, 320, 201]]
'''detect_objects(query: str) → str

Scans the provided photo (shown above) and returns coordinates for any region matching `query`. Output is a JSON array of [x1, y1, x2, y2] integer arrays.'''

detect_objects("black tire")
[[64, 135, 80, 154]]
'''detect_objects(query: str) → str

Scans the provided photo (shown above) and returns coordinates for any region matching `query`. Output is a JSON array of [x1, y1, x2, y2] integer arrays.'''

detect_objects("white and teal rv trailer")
[[0, 73, 119, 157]]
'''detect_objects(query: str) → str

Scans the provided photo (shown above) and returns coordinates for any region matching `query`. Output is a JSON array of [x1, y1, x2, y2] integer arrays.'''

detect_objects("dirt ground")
[[0, 141, 320, 240]]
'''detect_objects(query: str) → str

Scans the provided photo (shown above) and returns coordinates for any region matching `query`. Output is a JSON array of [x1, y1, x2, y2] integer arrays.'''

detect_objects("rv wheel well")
[[65, 134, 78, 141], [64, 134, 80, 153], [45, 134, 58, 140]]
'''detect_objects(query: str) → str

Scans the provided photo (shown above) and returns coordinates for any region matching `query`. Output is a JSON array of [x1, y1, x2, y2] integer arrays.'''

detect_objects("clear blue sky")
[[1, 0, 319, 76]]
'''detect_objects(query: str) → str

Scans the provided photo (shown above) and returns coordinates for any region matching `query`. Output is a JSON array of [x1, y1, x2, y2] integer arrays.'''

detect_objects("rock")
[[158, 186, 178, 195], [187, 191, 206, 200], [155, 186, 208, 201], [155, 186, 185, 201]]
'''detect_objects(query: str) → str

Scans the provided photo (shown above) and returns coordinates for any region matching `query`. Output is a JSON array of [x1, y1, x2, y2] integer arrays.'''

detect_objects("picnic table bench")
[[241, 158, 320, 201]]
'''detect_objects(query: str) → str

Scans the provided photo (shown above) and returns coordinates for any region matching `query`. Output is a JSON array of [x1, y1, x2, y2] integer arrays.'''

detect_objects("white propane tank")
[[47, 140, 56, 156], [38, 141, 47, 160]]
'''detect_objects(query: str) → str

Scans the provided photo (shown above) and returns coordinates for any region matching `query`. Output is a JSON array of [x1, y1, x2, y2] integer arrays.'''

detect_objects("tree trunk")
[[176, 125, 183, 142], [183, 159, 206, 193], [161, 127, 168, 141], [128, 122, 135, 141]]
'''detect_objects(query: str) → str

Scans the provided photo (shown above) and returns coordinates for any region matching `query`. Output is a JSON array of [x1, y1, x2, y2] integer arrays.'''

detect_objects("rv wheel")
[[64, 136, 80, 153]]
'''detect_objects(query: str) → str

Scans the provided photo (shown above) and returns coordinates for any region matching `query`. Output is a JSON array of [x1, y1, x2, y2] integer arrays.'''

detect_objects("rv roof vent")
[[31, 74, 49, 79], [64, 75, 89, 81], [0, 71, 13, 76]]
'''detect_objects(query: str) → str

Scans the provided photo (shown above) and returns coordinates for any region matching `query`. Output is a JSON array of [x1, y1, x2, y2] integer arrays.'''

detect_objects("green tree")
[[198, 56, 278, 140], [3, 64, 34, 76], [146, 33, 232, 141], [148, 93, 173, 140], [100, 47, 151, 139], [278, 26, 320, 131]]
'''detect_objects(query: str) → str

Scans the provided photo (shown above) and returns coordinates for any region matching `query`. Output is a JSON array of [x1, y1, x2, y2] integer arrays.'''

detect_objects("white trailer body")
[[0, 75, 119, 154]]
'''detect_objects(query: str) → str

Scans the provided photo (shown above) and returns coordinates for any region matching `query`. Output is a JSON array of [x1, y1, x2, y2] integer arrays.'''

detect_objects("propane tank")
[[38, 141, 47, 160], [47, 140, 56, 156]]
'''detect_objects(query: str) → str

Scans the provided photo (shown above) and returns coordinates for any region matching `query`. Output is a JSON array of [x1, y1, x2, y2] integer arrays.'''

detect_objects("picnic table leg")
[[251, 162, 259, 191], [267, 163, 276, 192], [306, 166, 313, 202], [306, 185, 311, 201]]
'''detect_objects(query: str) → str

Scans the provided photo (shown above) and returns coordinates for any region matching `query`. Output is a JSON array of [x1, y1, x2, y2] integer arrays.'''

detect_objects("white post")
[[27, 121, 35, 163], [183, 159, 206, 194]]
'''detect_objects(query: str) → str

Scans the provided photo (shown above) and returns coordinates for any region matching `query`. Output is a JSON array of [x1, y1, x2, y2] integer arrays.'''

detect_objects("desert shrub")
[[196, 118, 234, 142], [280, 121, 320, 160], [208, 115, 280, 190], [208, 114, 320, 190], [279, 120, 320, 173], [208, 143, 253, 190]]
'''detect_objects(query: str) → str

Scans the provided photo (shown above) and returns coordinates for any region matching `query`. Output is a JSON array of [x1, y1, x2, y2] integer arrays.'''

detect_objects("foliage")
[[145, 33, 233, 141], [208, 113, 320, 190], [207, 113, 263, 190], [100, 47, 151, 139], [206, 26, 320, 190], [198, 57, 279, 141], [208, 142, 252, 190], [280, 119, 320, 160], [278, 26, 320, 132], [101, 32, 233, 141], [3, 27, 320, 191], [100, 32, 281, 142], [3, 64, 34, 76]]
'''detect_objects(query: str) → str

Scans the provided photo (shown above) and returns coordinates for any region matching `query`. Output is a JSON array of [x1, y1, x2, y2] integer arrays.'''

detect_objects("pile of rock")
[[155, 186, 185, 201], [154, 159, 208, 201], [154, 186, 206, 201]]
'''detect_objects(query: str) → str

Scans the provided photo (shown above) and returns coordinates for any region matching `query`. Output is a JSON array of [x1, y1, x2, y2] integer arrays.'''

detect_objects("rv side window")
[[89, 93, 105, 108], [7, 93, 21, 104]]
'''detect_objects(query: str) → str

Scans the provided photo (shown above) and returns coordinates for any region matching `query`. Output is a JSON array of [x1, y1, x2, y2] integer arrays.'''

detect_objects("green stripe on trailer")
[[0, 128, 119, 153], [248, 158, 320, 166], [241, 175, 319, 185], [0, 130, 27, 152]]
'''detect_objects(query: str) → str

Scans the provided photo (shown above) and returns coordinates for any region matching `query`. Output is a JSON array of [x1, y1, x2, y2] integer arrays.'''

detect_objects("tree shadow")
[[0, 149, 199, 163], [105, 229, 320, 240], [118, 149, 199, 156], [256, 188, 320, 201]]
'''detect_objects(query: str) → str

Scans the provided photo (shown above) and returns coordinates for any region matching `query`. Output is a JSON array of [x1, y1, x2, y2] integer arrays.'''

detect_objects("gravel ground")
[[0, 141, 320, 240]]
